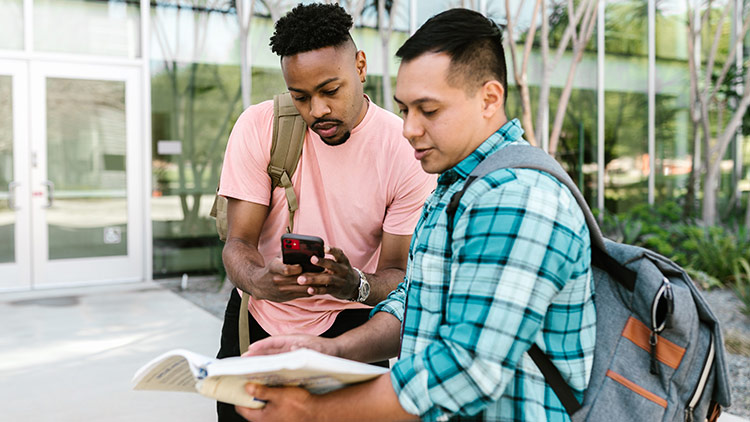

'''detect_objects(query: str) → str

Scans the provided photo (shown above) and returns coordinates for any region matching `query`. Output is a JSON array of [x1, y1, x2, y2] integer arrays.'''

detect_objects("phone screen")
[[281, 234, 325, 273]]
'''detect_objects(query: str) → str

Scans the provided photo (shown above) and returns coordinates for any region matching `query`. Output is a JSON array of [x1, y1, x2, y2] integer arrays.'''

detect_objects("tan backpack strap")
[[268, 92, 307, 232], [236, 93, 305, 354], [238, 290, 250, 354], [209, 184, 228, 242]]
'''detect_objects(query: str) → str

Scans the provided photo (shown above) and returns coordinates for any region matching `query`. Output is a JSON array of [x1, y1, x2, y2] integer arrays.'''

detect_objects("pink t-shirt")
[[219, 97, 435, 336]]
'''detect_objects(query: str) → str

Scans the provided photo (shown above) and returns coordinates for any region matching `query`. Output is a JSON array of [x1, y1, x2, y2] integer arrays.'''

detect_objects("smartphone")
[[281, 233, 325, 273]]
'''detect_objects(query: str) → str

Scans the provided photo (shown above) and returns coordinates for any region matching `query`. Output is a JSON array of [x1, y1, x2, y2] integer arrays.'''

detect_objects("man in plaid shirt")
[[236, 8, 596, 422]]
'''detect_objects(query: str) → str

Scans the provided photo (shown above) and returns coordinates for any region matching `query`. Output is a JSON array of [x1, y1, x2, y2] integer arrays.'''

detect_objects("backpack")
[[445, 144, 732, 422], [209, 92, 307, 353]]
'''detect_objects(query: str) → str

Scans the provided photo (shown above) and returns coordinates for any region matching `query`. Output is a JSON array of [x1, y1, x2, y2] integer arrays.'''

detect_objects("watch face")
[[360, 279, 370, 301]]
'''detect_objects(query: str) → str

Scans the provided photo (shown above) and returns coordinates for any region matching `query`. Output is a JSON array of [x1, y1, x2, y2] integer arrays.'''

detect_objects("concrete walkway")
[[0, 281, 747, 422], [0, 281, 222, 421]]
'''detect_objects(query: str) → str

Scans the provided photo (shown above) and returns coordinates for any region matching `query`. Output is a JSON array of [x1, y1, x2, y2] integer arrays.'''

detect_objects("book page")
[[132, 349, 215, 392], [205, 349, 388, 379], [133, 348, 388, 404], [197, 377, 268, 408]]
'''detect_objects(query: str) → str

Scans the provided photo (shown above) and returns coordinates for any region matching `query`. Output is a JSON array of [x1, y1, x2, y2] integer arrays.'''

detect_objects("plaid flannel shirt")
[[373, 119, 596, 421]]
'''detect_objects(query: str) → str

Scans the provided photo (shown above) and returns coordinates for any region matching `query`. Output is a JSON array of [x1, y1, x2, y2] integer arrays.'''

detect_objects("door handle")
[[8, 181, 19, 210], [43, 180, 55, 209]]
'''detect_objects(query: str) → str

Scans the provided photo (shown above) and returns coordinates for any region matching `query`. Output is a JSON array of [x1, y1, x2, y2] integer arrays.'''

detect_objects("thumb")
[[245, 383, 271, 403]]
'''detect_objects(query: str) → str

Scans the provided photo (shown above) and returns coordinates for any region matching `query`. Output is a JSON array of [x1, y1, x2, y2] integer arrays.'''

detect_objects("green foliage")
[[731, 258, 750, 315], [598, 200, 750, 292]]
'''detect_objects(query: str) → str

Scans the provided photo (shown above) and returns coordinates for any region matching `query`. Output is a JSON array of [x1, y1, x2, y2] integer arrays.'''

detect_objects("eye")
[[292, 95, 308, 102], [421, 108, 437, 117], [398, 108, 408, 116], [323, 87, 339, 96]]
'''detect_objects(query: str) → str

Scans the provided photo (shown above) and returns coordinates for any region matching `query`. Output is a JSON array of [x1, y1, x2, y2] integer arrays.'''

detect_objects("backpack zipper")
[[650, 277, 674, 375], [684, 333, 715, 422]]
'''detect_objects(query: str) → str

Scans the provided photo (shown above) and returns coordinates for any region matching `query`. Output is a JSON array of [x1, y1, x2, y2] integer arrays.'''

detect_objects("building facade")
[[1, 0, 748, 290]]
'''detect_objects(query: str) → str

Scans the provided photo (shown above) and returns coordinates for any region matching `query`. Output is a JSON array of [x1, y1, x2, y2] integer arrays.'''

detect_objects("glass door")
[[0, 60, 31, 291], [30, 62, 144, 286]]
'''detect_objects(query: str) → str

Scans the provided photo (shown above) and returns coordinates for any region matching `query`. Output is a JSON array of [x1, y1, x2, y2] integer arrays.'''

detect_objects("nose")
[[402, 113, 424, 141], [310, 96, 331, 119]]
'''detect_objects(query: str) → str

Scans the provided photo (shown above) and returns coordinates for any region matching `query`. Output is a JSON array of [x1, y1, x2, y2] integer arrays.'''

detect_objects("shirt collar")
[[437, 118, 526, 186]]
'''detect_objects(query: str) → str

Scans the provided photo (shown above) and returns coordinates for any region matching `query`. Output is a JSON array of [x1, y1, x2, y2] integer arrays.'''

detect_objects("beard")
[[320, 130, 351, 146]]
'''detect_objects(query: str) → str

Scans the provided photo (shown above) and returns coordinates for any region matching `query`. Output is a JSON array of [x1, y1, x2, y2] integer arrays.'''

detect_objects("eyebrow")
[[288, 77, 340, 93], [393, 95, 439, 106]]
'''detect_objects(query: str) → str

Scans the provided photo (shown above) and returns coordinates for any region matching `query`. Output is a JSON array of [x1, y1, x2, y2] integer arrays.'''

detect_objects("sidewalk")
[[1, 281, 747, 422], [0, 281, 222, 421]]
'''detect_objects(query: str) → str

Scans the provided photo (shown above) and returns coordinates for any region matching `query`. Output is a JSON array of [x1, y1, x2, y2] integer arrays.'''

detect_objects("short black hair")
[[270, 3, 354, 57], [396, 8, 507, 102]]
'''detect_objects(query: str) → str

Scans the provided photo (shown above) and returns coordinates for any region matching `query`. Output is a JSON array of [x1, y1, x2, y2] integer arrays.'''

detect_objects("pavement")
[[0, 280, 747, 422], [0, 281, 222, 422]]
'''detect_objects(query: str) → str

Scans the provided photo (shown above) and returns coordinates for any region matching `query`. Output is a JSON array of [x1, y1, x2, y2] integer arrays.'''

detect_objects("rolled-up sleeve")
[[371, 281, 407, 321]]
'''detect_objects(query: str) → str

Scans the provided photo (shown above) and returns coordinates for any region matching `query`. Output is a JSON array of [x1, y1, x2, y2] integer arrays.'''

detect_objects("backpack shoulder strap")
[[443, 143, 637, 417], [446, 144, 636, 288], [240, 93, 307, 355], [268, 92, 307, 233], [452, 144, 606, 251]]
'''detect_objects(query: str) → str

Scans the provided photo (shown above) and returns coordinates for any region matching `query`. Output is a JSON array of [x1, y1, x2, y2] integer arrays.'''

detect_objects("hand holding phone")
[[281, 233, 325, 273]]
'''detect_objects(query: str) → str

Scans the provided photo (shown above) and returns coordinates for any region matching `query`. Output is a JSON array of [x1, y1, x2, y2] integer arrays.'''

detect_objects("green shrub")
[[597, 200, 750, 291], [732, 258, 750, 315]]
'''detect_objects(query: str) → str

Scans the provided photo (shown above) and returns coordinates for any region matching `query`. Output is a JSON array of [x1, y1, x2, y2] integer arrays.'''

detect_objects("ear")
[[356, 50, 368, 83], [480, 80, 505, 119]]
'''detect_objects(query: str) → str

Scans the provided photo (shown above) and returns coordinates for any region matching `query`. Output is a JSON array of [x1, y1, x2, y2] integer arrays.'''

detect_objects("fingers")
[[235, 384, 268, 421], [325, 246, 350, 266], [268, 258, 303, 276], [245, 336, 300, 356]]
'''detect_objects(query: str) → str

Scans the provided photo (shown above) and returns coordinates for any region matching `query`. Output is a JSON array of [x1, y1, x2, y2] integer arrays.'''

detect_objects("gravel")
[[157, 275, 750, 418]]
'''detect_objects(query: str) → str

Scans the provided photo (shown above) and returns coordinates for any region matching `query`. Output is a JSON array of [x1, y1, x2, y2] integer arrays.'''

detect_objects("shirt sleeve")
[[371, 280, 407, 321], [218, 102, 275, 205], [382, 158, 436, 236], [389, 174, 589, 420]]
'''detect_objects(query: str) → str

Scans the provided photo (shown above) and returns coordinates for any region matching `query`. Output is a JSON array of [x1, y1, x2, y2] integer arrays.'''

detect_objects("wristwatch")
[[351, 267, 371, 303]]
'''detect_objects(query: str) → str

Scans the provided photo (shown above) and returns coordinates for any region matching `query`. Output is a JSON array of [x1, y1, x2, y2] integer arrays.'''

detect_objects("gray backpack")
[[446, 144, 732, 422]]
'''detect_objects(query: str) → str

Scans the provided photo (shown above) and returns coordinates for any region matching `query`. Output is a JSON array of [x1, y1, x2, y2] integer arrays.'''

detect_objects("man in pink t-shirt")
[[215, 4, 434, 421]]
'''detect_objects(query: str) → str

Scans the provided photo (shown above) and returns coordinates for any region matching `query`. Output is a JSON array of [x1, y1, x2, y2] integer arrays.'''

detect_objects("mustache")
[[312, 118, 343, 128]]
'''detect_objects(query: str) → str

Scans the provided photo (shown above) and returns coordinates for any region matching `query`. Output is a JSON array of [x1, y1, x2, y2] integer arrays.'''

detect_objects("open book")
[[131, 348, 388, 408]]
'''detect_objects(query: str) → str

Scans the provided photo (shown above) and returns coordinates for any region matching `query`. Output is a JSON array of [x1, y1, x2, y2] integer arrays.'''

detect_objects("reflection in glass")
[[655, 3, 691, 204], [0, 0, 23, 50], [0, 76, 14, 263], [34, 0, 141, 58], [46, 78, 128, 260], [604, 1, 648, 214], [150, 1, 241, 275]]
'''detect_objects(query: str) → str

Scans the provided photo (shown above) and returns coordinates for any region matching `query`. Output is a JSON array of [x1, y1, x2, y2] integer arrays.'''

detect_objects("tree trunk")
[[378, 0, 398, 112], [703, 164, 719, 225], [504, 0, 540, 146], [548, 0, 597, 156], [238, 0, 255, 109]]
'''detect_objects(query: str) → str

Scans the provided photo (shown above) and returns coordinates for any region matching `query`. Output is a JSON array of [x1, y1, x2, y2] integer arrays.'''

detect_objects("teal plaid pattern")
[[374, 119, 595, 421]]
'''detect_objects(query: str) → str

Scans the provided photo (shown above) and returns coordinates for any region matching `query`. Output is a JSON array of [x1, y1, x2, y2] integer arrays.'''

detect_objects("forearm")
[[222, 238, 266, 296], [313, 373, 418, 422], [334, 311, 402, 363], [362, 268, 404, 305]]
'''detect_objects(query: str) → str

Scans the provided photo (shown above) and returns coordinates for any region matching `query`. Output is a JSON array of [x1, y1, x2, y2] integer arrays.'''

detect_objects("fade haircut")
[[396, 8, 508, 102], [270, 3, 355, 57]]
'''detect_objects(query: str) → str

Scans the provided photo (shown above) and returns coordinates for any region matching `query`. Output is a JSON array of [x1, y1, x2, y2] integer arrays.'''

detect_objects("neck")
[[351, 95, 369, 130]]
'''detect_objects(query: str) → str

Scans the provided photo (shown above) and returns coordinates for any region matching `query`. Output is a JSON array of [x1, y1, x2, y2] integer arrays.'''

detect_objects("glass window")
[[46, 77, 128, 260], [34, 0, 141, 58], [150, 0, 241, 276], [603, 0, 648, 214], [655, 1, 691, 206], [0, 76, 14, 263], [0, 0, 24, 50], [416, 0, 480, 28]]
